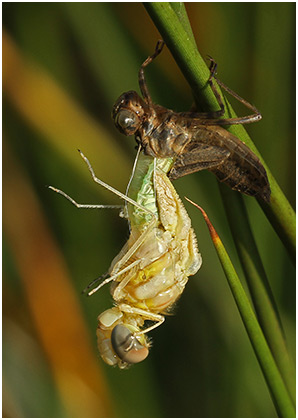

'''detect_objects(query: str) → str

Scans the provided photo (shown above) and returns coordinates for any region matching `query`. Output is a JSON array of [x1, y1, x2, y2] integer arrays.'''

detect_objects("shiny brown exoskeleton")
[[112, 40, 271, 202]]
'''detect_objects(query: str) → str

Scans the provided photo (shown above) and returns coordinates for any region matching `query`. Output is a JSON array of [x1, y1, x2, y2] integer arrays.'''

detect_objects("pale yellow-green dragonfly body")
[[96, 151, 202, 368], [49, 150, 201, 369]]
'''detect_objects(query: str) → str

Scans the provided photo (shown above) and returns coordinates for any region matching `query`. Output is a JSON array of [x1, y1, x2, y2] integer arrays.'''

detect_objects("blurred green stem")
[[144, 2, 296, 261], [220, 186, 296, 403], [186, 198, 295, 418]]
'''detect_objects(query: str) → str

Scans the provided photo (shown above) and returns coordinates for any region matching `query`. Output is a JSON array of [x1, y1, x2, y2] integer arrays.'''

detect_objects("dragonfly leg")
[[110, 216, 157, 275], [201, 56, 262, 126], [77, 149, 155, 216], [87, 258, 142, 296], [48, 186, 122, 210], [112, 268, 140, 301], [49, 149, 155, 216], [82, 271, 109, 294], [118, 303, 165, 336], [178, 58, 261, 126], [138, 40, 165, 106], [205, 56, 226, 118], [86, 217, 157, 297]]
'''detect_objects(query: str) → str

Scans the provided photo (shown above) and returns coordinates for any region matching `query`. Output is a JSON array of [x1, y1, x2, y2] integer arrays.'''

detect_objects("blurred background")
[[3, 3, 295, 417]]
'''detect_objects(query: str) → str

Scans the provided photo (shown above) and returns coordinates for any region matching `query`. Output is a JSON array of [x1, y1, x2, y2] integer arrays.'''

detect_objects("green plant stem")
[[169, 3, 196, 46], [144, 2, 296, 262], [220, 186, 296, 404], [185, 198, 295, 418]]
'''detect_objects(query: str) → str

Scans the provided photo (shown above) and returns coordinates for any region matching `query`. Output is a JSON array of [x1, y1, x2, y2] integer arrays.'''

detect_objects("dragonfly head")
[[97, 307, 149, 369], [112, 91, 148, 136]]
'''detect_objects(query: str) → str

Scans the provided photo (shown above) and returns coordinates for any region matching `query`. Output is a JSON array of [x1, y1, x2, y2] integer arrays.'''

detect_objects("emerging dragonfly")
[[113, 40, 271, 202], [49, 148, 202, 368]]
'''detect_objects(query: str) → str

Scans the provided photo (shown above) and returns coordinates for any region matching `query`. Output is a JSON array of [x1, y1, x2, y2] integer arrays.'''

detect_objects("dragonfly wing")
[[169, 125, 270, 202], [169, 142, 230, 180]]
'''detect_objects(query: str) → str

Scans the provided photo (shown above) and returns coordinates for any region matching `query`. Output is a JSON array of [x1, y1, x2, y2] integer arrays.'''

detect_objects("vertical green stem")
[[220, 186, 296, 403], [186, 199, 295, 417]]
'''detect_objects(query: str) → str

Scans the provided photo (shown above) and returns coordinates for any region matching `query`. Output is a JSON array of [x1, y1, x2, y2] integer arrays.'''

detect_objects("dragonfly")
[[112, 40, 271, 202], [49, 148, 202, 368]]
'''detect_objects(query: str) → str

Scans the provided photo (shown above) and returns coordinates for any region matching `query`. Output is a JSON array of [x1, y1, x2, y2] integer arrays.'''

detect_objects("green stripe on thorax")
[[127, 153, 174, 228]]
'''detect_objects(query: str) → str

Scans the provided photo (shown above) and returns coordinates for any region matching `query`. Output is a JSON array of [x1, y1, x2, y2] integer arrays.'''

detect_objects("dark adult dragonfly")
[[112, 40, 270, 203]]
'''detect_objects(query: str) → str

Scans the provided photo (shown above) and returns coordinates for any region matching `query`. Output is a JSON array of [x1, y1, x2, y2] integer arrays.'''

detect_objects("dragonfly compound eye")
[[115, 110, 140, 135], [111, 324, 149, 364]]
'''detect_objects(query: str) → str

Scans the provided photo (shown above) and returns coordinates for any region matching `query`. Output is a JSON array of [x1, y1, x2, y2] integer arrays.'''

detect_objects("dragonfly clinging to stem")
[[113, 40, 271, 202], [48, 40, 269, 369]]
